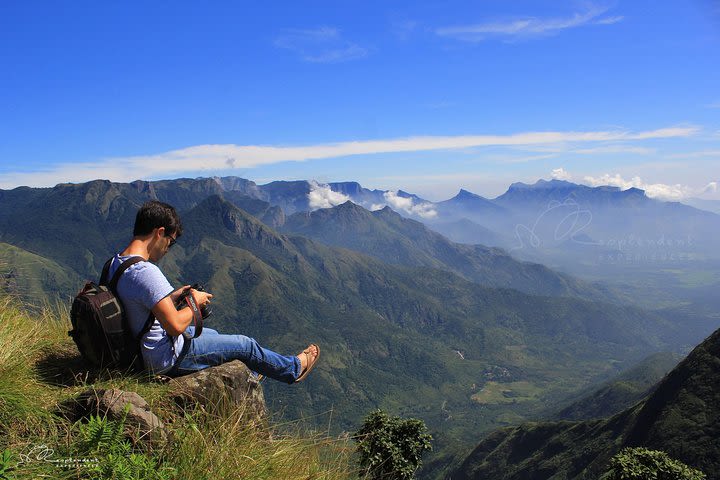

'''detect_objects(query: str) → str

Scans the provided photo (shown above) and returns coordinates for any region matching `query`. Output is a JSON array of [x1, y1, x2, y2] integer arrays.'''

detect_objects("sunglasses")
[[165, 232, 177, 248]]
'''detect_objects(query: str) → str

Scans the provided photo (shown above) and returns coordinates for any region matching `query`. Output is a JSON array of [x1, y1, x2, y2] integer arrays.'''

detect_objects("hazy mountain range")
[[0, 176, 718, 478]]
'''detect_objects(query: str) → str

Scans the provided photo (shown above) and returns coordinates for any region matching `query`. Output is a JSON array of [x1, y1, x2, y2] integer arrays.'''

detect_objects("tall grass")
[[0, 296, 47, 428], [0, 292, 356, 480], [166, 403, 355, 480]]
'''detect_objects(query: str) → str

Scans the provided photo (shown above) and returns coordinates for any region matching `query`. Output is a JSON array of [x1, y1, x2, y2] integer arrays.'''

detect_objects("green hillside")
[[451, 327, 720, 479], [554, 351, 682, 421], [0, 242, 81, 306]]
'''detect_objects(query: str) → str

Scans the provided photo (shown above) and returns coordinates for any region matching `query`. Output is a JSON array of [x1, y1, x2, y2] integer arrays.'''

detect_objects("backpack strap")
[[99, 258, 113, 286], [103, 255, 156, 340], [107, 256, 145, 294], [102, 255, 160, 370]]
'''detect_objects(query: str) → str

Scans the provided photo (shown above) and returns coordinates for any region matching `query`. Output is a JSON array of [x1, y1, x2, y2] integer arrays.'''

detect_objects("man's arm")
[[152, 289, 213, 337]]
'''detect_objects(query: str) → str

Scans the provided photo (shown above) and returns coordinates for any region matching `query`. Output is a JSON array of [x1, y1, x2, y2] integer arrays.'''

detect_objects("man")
[[108, 200, 319, 382]]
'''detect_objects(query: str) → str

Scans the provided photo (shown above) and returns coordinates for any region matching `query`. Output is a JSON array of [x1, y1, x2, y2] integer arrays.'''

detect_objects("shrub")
[[353, 409, 432, 480], [605, 447, 705, 480]]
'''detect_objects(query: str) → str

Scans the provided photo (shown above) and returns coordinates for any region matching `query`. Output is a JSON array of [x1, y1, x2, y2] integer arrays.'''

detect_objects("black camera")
[[176, 283, 212, 319]]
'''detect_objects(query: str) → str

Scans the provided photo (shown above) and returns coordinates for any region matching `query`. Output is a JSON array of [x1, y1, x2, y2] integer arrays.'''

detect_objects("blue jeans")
[[169, 327, 301, 384]]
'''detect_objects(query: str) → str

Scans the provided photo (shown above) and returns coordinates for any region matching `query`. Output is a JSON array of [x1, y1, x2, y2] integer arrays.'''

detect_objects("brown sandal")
[[295, 344, 320, 383]]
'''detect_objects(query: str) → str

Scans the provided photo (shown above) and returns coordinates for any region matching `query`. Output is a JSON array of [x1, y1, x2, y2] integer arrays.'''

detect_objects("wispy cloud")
[[705, 101, 720, 109], [435, 5, 623, 42], [0, 126, 699, 189], [595, 15, 624, 25], [571, 145, 655, 155], [274, 27, 368, 63], [583, 173, 695, 200]]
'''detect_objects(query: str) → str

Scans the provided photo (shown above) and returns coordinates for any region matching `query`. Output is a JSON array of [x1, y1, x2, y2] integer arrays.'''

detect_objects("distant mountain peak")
[[304, 200, 372, 223], [508, 179, 579, 191], [333, 200, 367, 213], [623, 187, 646, 196], [455, 188, 484, 200], [372, 205, 401, 218], [437, 187, 502, 212], [495, 179, 656, 210], [396, 190, 418, 199], [328, 181, 363, 193]]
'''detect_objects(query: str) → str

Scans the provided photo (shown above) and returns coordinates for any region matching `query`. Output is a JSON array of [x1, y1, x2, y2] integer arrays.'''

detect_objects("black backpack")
[[68, 257, 155, 371]]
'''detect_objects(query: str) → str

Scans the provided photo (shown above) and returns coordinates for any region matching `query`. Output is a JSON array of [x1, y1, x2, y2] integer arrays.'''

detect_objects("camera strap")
[[184, 294, 204, 338]]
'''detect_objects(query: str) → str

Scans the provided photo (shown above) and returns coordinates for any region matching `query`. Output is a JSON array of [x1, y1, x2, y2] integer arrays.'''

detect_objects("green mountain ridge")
[[280, 200, 616, 301], [451, 327, 720, 479], [553, 351, 682, 421]]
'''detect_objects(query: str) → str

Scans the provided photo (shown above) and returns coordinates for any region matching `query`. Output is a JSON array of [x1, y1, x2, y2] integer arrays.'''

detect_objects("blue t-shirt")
[[108, 254, 185, 375]]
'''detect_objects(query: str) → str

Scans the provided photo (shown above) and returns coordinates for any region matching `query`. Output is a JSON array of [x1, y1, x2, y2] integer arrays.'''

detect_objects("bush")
[[605, 447, 705, 480], [353, 409, 432, 480]]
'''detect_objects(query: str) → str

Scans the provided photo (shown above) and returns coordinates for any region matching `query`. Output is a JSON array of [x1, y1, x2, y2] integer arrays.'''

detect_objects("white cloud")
[[571, 145, 655, 155], [435, 5, 622, 42], [380, 191, 438, 219], [595, 15, 624, 25], [0, 125, 700, 189], [274, 27, 368, 63], [705, 101, 720, 109], [703, 181, 718, 194], [551, 168, 572, 180], [582, 173, 694, 200], [307, 181, 351, 209]]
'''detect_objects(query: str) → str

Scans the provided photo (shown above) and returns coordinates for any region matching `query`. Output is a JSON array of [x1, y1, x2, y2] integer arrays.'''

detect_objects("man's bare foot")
[[295, 344, 320, 382]]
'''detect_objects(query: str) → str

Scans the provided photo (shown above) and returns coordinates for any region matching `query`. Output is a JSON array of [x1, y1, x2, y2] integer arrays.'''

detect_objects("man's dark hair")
[[133, 201, 183, 238]]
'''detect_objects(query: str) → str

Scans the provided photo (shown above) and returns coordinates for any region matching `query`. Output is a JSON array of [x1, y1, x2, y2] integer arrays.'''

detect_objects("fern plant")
[[76, 411, 128, 455], [73, 407, 175, 480]]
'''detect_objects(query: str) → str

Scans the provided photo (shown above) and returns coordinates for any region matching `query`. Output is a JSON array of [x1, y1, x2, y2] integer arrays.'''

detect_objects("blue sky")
[[1, 0, 719, 201]]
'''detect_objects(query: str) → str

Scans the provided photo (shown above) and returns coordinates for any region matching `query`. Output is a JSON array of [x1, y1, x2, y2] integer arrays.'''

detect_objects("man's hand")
[[170, 285, 191, 304], [191, 288, 213, 310], [153, 287, 214, 336]]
